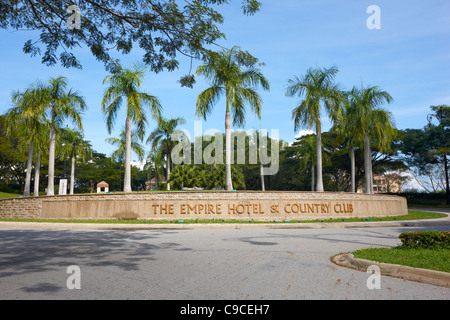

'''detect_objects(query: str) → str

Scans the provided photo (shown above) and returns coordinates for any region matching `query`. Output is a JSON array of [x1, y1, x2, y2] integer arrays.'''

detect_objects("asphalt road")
[[0, 221, 449, 301]]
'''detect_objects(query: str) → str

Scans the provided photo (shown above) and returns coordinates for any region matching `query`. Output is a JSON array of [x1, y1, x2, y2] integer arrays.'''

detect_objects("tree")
[[196, 46, 270, 190], [170, 165, 207, 190], [286, 66, 342, 192], [29, 76, 87, 196], [346, 86, 395, 194], [401, 105, 450, 203], [106, 127, 145, 163], [144, 149, 164, 190], [0, 0, 262, 85], [5, 88, 47, 196], [101, 63, 162, 193], [0, 116, 27, 192], [332, 91, 364, 193], [427, 105, 450, 204], [147, 116, 186, 191], [61, 128, 92, 194]]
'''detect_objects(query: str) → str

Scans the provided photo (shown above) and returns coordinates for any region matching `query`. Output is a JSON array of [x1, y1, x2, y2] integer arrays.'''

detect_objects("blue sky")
[[0, 0, 449, 162]]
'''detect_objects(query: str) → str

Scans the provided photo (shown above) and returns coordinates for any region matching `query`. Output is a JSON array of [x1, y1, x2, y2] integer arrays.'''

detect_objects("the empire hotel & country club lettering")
[[151, 202, 354, 215]]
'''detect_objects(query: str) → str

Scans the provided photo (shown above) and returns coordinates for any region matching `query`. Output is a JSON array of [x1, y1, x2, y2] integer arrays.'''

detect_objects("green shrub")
[[399, 231, 450, 249]]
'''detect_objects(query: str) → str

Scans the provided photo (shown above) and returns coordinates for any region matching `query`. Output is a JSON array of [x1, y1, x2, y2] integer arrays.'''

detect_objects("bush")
[[399, 231, 450, 249]]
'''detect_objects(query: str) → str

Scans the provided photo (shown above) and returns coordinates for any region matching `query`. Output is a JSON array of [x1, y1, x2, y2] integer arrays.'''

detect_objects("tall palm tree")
[[61, 128, 92, 194], [6, 89, 47, 197], [147, 116, 186, 190], [106, 127, 145, 163], [286, 66, 342, 192], [101, 63, 162, 193], [32, 127, 48, 197], [332, 92, 359, 192], [196, 46, 270, 191], [346, 86, 395, 194], [29, 76, 87, 196]]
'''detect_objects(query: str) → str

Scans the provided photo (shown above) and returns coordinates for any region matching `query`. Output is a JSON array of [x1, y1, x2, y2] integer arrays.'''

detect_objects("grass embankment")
[[0, 210, 446, 224], [354, 231, 450, 273], [353, 247, 450, 273]]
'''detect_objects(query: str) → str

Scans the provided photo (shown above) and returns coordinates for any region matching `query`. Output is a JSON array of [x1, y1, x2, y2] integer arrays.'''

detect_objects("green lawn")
[[0, 192, 21, 199], [353, 247, 450, 273]]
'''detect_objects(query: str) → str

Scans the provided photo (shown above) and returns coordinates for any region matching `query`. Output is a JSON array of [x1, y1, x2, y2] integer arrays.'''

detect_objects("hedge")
[[399, 231, 450, 249]]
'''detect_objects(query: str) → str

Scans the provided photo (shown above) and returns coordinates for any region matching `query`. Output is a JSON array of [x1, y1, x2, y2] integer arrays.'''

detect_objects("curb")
[[0, 214, 449, 231], [331, 253, 450, 289]]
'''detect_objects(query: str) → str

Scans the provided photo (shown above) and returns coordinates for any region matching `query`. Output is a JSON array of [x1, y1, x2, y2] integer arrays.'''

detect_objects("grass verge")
[[0, 210, 446, 224], [353, 247, 450, 273], [0, 192, 21, 199]]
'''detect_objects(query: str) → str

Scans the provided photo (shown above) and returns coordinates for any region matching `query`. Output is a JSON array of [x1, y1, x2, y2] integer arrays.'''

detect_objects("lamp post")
[[427, 107, 450, 205]]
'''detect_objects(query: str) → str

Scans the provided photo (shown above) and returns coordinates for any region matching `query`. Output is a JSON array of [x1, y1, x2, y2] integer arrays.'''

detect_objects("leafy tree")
[[196, 46, 270, 190], [0, 0, 262, 85], [101, 63, 162, 192], [286, 66, 342, 192], [0, 116, 27, 193], [170, 164, 207, 189], [401, 105, 450, 202]]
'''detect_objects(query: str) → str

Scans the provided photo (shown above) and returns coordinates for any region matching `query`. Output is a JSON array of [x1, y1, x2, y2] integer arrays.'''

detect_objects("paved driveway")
[[0, 221, 449, 300]]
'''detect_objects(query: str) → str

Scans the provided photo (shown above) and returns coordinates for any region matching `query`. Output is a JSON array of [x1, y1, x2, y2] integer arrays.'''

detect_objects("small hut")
[[96, 181, 109, 193]]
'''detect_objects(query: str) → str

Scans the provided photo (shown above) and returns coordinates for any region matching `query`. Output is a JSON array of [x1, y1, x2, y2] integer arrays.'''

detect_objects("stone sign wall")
[[0, 191, 408, 221]]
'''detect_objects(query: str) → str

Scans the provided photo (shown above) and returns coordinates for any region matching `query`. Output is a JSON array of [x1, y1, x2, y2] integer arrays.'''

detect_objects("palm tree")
[[32, 128, 48, 197], [147, 116, 186, 191], [332, 92, 359, 192], [286, 66, 342, 192], [29, 76, 87, 196], [170, 165, 207, 189], [101, 63, 162, 193], [61, 128, 92, 194], [6, 89, 46, 196], [196, 46, 270, 191], [346, 86, 395, 194], [106, 127, 145, 163], [145, 149, 164, 190]]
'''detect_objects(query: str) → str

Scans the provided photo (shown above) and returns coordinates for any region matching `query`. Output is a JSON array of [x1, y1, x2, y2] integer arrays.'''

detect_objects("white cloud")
[[295, 129, 314, 139]]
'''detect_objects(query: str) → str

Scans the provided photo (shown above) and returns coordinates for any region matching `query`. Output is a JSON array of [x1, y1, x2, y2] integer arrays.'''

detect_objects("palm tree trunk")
[[350, 148, 355, 193], [70, 156, 75, 195], [315, 122, 324, 192], [123, 116, 132, 193], [311, 164, 315, 191], [34, 151, 40, 197], [364, 133, 373, 194], [47, 126, 56, 195], [260, 163, 265, 191], [225, 110, 233, 191], [24, 142, 34, 197], [166, 153, 171, 191]]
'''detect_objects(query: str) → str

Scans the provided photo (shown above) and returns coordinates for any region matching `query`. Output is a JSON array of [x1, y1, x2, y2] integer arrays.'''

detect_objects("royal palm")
[[6, 89, 46, 196], [61, 128, 92, 194], [286, 66, 342, 192], [346, 86, 395, 194], [196, 47, 270, 190], [102, 64, 162, 193], [17, 77, 87, 196]]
